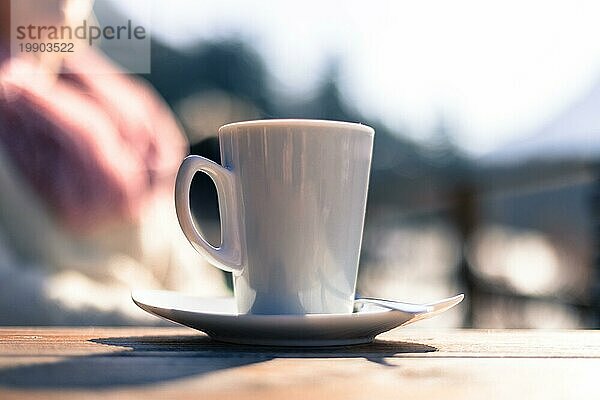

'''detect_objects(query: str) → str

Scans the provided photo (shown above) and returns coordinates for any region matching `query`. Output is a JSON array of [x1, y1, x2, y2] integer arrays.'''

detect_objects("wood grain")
[[0, 327, 598, 399]]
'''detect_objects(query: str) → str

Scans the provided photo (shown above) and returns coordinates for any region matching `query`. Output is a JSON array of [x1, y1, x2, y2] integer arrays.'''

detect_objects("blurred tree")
[[147, 40, 270, 113]]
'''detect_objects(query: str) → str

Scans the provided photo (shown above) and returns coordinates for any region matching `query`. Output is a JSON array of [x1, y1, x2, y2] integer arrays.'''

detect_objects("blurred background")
[[110, 0, 599, 328], [2, 0, 599, 328]]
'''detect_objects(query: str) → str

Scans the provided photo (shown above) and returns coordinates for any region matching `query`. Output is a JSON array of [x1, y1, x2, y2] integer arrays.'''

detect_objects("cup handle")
[[175, 155, 244, 274]]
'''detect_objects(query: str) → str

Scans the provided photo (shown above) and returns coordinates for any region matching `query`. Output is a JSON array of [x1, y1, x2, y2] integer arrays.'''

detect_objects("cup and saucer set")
[[133, 119, 463, 347]]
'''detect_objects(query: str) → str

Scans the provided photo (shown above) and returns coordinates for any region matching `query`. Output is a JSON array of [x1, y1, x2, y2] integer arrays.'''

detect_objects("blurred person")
[[0, 0, 227, 324]]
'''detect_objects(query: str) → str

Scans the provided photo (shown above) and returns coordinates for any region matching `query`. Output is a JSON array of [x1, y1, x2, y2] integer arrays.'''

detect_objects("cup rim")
[[219, 119, 374, 135]]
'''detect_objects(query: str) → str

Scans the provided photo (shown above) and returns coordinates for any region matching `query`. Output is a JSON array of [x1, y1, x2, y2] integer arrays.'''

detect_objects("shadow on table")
[[0, 334, 436, 389]]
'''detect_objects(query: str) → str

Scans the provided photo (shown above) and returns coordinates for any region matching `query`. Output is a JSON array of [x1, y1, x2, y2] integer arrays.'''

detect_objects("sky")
[[110, 0, 600, 156]]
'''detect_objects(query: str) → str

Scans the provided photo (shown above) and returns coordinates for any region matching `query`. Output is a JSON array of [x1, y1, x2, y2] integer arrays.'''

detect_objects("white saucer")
[[132, 290, 462, 347]]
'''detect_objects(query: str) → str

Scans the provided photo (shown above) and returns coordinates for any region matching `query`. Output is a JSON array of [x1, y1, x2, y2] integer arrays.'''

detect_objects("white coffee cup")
[[175, 119, 374, 315]]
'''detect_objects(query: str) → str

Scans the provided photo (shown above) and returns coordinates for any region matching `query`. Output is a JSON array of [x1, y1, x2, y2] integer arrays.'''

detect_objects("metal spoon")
[[355, 293, 464, 318]]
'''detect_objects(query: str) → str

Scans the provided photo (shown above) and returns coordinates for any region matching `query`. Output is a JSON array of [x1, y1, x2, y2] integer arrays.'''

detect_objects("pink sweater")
[[0, 49, 187, 232]]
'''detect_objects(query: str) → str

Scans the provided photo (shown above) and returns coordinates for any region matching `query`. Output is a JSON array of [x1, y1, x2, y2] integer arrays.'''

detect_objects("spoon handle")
[[356, 294, 464, 315]]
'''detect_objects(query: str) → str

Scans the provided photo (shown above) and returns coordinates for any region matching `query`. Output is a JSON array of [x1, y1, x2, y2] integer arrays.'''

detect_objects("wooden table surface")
[[0, 327, 598, 399]]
